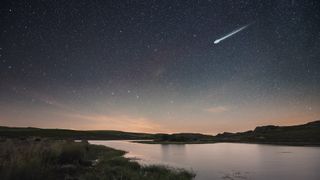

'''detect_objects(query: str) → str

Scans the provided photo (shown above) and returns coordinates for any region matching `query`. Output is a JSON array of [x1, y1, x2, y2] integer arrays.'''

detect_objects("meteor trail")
[[214, 23, 252, 44]]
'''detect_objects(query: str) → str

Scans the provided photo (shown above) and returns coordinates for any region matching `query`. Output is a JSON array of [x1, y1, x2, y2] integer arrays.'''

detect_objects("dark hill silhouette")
[[214, 120, 320, 145], [1, 120, 319, 145]]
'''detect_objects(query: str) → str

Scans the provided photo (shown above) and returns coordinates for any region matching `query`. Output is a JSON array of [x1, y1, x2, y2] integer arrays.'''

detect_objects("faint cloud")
[[154, 67, 166, 77], [204, 106, 228, 113]]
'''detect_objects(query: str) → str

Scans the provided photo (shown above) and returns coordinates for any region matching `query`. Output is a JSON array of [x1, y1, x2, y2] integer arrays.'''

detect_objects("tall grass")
[[0, 138, 195, 180]]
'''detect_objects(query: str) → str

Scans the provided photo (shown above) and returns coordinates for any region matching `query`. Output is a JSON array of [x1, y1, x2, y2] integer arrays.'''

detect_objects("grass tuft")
[[0, 138, 195, 180]]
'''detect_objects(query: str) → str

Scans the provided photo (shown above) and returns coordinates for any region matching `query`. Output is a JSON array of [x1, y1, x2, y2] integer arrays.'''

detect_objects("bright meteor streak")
[[214, 23, 252, 44]]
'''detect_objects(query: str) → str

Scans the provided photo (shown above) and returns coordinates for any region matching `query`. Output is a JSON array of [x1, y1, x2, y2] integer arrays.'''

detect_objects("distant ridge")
[[139, 120, 320, 146], [1, 120, 320, 145], [0, 126, 153, 140], [215, 120, 320, 145]]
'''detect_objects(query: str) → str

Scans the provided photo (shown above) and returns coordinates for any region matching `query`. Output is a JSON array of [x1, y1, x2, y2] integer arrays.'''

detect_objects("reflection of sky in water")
[[91, 140, 320, 180]]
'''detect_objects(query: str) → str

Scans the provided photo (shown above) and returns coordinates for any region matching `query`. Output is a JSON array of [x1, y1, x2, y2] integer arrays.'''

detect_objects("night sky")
[[1, 0, 320, 134]]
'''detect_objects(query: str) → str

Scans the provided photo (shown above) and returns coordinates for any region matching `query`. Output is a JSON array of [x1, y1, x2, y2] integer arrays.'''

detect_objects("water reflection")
[[161, 144, 186, 162], [90, 141, 320, 180]]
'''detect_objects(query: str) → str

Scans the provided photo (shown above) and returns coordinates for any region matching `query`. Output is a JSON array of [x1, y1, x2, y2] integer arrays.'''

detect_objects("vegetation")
[[0, 138, 195, 180], [135, 133, 216, 144]]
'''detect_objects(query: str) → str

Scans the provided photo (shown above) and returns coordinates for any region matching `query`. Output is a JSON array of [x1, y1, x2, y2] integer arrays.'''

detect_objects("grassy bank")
[[0, 138, 195, 180]]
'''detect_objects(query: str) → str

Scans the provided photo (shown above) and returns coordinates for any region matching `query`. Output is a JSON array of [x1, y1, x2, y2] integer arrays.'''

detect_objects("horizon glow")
[[1, 1, 320, 134]]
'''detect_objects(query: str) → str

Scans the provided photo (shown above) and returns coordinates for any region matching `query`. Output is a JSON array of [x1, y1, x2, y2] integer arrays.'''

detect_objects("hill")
[[0, 126, 153, 140], [1, 120, 319, 145], [215, 120, 320, 145], [137, 120, 320, 145]]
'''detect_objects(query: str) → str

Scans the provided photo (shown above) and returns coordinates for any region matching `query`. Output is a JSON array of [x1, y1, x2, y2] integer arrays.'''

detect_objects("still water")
[[90, 141, 320, 180]]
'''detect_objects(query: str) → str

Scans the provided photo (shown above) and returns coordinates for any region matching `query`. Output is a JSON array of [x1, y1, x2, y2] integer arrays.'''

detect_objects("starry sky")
[[1, 0, 320, 134]]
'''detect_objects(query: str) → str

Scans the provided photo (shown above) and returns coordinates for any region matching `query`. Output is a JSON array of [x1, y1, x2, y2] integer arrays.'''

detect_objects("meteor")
[[214, 23, 252, 44]]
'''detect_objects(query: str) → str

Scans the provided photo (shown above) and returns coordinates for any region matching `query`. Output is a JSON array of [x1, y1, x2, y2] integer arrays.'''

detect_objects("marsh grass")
[[0, 138, 195, 180]]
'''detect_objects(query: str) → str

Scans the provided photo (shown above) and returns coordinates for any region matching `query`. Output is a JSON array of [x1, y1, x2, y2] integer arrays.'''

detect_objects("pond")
[[90, 141, 320, 180]]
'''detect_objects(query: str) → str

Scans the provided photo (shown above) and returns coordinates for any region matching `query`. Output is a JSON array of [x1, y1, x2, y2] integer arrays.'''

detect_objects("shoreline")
[[133, 140, 320, 147]]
